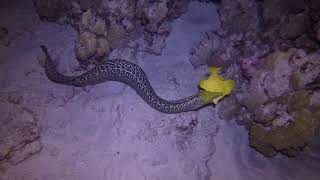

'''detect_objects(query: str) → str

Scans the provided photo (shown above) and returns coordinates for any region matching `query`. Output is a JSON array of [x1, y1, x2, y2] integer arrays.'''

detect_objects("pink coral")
[[240, 58, 258, 80]]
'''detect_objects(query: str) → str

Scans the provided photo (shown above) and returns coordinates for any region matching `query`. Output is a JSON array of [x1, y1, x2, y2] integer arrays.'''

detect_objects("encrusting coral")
[[244, 49, 320, 157], [187, 0, 320, 158], [249, 91, 320, 157]]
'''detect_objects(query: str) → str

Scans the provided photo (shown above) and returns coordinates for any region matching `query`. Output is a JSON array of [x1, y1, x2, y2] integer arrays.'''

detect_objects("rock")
[[315, 21, 320, 42], [217, 96, 243, 121], [249, 103, 320, 157], [261, 0, 315, 50], [237, 49, 320, 157], [290, 51, 320, 90], [189, 32, 221, 67], [0, 101, 41, 165], [262, 0, 289, 28], [32, 0, 72, 21], [99, 0, 137, 19], [79, 0, 99, 11], [166, 0, 189, 19], [140, 0, 169, 33], [287, 91, 310, 113], [92, 18, 107, 35], [294, 35, 320, 52], [144, 1, 168, 25], [287, 0, 306, 14], [0, 27, 10, 46], [80, 9, 107, 36], [219, 0, 260, 38], [240, 50, 296, 112], [8, 141, 42, 165], [310, 91, 320, 106], [280, 13, 309, 40], [76, 31, 97, 60], [106, 22, 127, 48], [309, 0, 320, 21], [76, 9, 111, 62], [240, 57, 261, 80], [157, 21, 172, 35], [145, 33, 167, 55], [80, 9, 94, 30], [185, 0, 320, 158], [261, 50, 294, 98], [96, 37, 110, 57], [33, 0, 192, 64], [122, 18, 135, 33]]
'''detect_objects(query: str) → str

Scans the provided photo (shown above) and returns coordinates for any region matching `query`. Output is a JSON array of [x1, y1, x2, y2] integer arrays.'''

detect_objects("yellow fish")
[[199, 67, 235, 104]]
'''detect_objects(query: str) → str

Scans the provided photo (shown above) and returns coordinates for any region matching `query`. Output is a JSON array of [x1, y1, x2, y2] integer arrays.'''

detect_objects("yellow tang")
[[199, 67, 235, 104]]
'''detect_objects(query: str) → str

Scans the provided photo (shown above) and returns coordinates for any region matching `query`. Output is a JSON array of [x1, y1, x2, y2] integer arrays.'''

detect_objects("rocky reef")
[[190, 0, 320, 157], [32, 0, 190, 64]]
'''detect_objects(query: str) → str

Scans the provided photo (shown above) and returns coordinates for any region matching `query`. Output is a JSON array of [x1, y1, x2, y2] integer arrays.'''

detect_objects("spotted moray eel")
[[41, 45, 218, 113]]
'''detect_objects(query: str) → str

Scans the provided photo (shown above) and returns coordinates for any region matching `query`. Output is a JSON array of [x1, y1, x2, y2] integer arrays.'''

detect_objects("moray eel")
[[40, 45, 220, 113]]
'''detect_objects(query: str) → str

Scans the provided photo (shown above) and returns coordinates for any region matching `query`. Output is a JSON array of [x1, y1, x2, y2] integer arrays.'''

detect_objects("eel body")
[[41, 45, 216, 113]]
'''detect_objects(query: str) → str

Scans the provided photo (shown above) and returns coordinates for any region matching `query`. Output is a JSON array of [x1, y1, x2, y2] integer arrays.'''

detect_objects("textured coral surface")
[[190, 0, 320, 157]]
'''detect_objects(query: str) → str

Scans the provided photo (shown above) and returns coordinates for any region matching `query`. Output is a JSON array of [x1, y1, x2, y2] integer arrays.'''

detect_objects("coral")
[[290, 51, 320, 90], [96, 38, 110, 57], [79, 0, 100, 11], [189, 0, 319, 70], [80, 9, 107, 36], [76, 31, 99, 62], [249, 92, 320, 157], [243, 49, 320, 157], [216, 96, 252, 124], [143, 22, 172, 55], [0, 27, 10, 46], [145, 34, 167, 55], [142, 0, 168, 32], [260, 49, 294, 98], [279, 13, 309, 40], [75, 9, 111, 63], [219, 0, 260, 38], [166, 0, 189, 19], [240, 50, 296, 118], [317, 27, 320, 42], [33, 0, 191, 64], [189, 32, 221, 67], [239, 57, 259, 80], [187, 0, 320, 157], [98, 0, 137, 46], [32, 0, 72, 21], [195, 44, 320, 157]]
